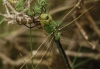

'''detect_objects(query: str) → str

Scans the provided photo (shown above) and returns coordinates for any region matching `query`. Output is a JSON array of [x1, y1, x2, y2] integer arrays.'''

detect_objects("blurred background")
[[0, 0, 100, 69]]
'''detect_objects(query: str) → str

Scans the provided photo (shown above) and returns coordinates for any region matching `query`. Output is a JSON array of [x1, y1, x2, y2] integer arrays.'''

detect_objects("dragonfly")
[[18, 0, 95, 69]]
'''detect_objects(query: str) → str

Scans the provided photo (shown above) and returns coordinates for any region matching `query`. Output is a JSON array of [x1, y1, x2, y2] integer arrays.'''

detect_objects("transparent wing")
[[20, 30, 55, 69], [34, 36, 54, 69]]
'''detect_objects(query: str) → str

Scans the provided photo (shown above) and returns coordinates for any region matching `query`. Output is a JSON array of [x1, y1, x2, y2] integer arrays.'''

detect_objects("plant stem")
[[72, 46, 82, 69], [30, 27, 34, 69]]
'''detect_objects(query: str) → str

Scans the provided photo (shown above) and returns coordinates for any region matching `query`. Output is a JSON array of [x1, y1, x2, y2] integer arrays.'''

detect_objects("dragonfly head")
[[40, 14, 52, 27]]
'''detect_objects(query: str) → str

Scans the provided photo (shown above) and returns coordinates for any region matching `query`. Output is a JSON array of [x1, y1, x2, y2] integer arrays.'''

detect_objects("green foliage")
[[8, 0, 25, 12], [8, 0, 47, 15], [26, 8, 34, 16], [15, 0, 25, 12], [33, 5, 41, 15], [38, 0, 47, 7], [33, 0, 47, 15]]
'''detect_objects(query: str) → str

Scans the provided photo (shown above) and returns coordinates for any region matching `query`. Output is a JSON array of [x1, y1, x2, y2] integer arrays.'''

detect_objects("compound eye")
[[45, 15, 49, 20]]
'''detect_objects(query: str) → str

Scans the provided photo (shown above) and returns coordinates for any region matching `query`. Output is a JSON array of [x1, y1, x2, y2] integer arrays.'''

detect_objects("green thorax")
[[44, 21, 56, 34]]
